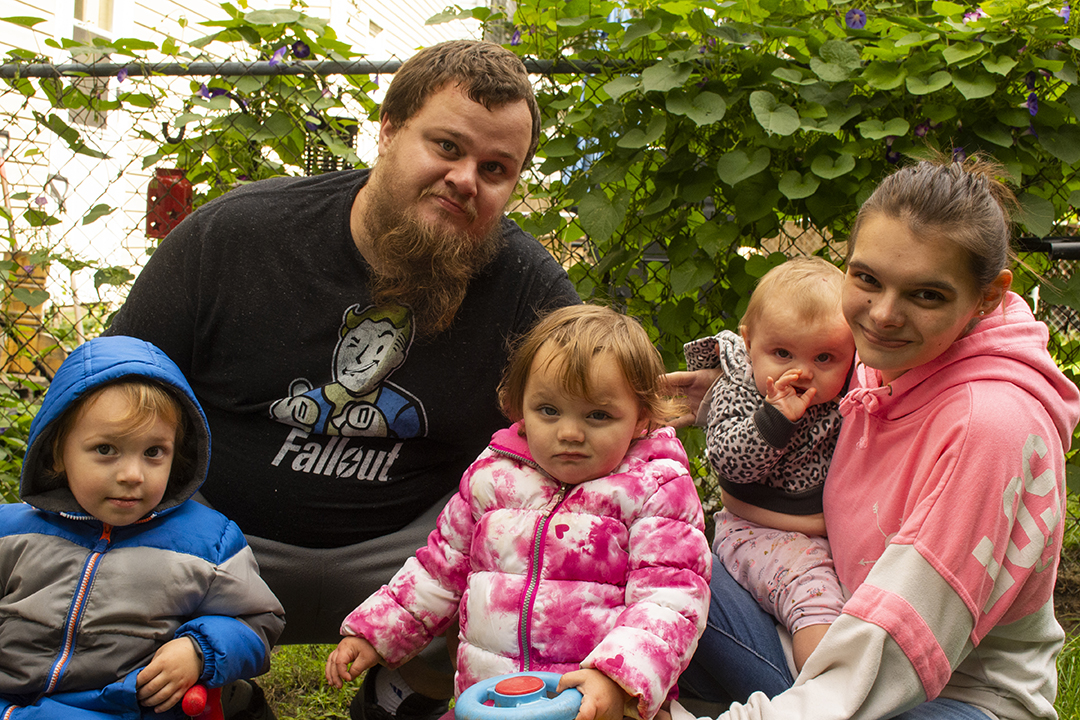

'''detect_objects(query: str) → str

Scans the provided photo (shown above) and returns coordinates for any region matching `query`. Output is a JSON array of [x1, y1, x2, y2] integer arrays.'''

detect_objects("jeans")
[[680, 555, 990, 720], [680, 554, 795, 705]]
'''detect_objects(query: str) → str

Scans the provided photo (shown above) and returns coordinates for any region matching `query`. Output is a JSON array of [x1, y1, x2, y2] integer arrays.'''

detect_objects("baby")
[[684, 256, 855, 671]]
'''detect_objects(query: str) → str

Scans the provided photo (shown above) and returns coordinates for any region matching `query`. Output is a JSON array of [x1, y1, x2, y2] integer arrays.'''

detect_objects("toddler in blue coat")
[[0, 336, 284, 718]]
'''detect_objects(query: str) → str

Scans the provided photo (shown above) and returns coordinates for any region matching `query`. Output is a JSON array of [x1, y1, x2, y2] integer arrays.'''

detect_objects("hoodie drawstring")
[[840, 386, 891, 449]]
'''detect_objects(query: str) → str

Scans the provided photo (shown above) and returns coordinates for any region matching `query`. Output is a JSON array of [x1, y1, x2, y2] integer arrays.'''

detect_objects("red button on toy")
[[494, 676, 546, 696]]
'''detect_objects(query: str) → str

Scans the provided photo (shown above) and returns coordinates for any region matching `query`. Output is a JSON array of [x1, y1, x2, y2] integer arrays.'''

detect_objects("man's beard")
[[364, 177, 506, 336]]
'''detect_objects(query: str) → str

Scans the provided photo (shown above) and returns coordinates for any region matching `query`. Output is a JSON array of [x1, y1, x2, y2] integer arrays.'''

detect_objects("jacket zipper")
[[518, 483, 568, 672], [43, 524, 113, 694]]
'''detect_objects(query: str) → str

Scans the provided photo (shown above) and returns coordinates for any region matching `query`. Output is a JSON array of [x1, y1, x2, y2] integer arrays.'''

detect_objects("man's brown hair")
[[380, 40, 541, 171]]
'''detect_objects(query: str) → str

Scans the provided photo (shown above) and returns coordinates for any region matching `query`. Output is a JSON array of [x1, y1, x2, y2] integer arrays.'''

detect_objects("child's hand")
[[325, 635, 381, 688], [557, 668, 631, 720], [765, 369, 816, 422], [136, 637, 202, 713]]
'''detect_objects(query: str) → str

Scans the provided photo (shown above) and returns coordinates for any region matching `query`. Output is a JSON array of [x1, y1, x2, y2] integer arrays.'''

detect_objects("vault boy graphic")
[[269, 304, 427, 438]]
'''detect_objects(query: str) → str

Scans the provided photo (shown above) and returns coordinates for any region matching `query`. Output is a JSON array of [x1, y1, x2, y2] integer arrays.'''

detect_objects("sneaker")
[[221, 679, 276, 720], [350, 666, 450, 720]]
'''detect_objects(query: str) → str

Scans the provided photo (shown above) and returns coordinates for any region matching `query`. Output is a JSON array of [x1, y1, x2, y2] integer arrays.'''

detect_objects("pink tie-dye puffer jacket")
[[341, 424, 711, 720]]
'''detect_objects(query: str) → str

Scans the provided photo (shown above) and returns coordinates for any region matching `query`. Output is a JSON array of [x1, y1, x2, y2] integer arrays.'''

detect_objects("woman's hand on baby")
[[766, 369, 816, 422], [136, 637, 202, 713], [325, 635, 381, 688], [663, 368, 722, 428], [558, 668, 631, 720]]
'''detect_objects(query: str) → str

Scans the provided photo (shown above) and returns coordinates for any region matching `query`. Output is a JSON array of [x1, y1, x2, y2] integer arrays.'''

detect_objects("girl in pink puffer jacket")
[[327, 305, 711, 720]]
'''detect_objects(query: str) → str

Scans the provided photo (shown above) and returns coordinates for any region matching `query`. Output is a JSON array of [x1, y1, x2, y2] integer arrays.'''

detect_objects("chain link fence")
[[2, 58, 1079, 602]]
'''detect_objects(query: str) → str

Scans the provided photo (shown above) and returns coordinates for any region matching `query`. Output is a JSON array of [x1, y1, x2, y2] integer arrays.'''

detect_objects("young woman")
[[674, 157, 1080, 720]]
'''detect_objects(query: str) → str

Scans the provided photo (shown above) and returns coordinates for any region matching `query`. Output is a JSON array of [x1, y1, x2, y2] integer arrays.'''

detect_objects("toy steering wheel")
[[454, 672, 582, 720]]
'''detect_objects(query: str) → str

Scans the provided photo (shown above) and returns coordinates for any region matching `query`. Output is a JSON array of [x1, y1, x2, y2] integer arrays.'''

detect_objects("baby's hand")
[[325, 635, 381, 688], [765, 369, 816, 422], [136, 637, 202, 712], [557, 668, 631, 720]]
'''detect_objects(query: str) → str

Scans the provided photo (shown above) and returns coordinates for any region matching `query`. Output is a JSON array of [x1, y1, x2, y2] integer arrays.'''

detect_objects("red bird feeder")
[[146, 168, 193, 238]]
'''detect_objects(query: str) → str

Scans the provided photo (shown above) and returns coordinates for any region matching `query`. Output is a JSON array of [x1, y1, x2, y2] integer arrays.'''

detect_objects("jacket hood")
[[20, 336, 211, 518], [840, 292, 1080, 449]]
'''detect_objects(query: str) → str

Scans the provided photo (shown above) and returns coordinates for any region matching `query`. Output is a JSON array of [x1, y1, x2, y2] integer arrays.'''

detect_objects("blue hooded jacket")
[[0, 336, 284, 719]]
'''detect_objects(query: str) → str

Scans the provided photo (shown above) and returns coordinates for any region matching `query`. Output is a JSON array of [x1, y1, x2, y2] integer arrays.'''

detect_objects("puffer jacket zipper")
[[518, 483, 569, 672], [488, 446, 572, 673], [43, 524, 113, 695]]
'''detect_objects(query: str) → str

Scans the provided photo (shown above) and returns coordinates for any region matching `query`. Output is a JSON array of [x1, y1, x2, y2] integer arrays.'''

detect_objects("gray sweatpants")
[[200, 489, 454, 672]]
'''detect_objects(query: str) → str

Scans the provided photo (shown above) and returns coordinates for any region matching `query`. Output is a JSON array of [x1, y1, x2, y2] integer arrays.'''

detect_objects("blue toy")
[[454, 672, 583, 720]]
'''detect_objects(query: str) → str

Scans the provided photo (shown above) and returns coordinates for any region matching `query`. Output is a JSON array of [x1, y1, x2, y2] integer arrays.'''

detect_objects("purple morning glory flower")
[[914, 121, 930, 137], [510, 28, 522, 46], [963, 8, 988, 22], [198, 84, 227, 99], [304, 109, 322, 131], [33, 196, 46, 206], [1027, 92, 1039, 115], [269, 45, 288, 67], [116, 67, 128, 83], [292, 41, 310, 58], [952, 147, 967, 163], [845, 8, 867, 29], [1059, 4, 1070, 22], [884, 136, 899, 162]]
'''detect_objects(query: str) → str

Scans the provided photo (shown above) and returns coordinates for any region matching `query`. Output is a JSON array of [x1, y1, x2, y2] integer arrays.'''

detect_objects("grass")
[[260, 644, 353, 719], [1059, 633, 1080, 720]]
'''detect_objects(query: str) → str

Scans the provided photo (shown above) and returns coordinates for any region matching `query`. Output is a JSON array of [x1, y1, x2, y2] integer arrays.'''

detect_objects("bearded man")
[[105, 40, 580, 720]]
